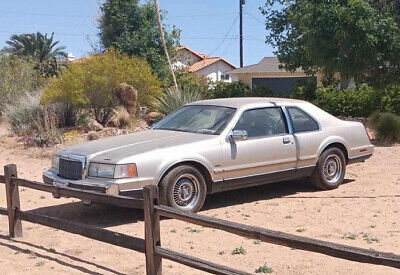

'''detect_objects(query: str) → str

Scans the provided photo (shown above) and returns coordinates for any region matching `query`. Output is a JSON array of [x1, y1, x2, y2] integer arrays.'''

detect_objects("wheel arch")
[[156, 160, 213, 194], [320, 142, 349, 163]]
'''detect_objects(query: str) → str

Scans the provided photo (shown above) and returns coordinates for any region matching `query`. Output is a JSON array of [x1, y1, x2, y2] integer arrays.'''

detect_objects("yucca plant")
[[153, 86, 209, 116], [368, 112, 400, 143]]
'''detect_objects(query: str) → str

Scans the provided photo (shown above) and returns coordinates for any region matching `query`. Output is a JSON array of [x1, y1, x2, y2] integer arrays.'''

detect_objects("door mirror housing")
[[228, 130, 248, 142]]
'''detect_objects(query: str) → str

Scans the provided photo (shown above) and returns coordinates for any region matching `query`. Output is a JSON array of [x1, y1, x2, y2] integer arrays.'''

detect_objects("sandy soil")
[[0, 124, 399, 275]]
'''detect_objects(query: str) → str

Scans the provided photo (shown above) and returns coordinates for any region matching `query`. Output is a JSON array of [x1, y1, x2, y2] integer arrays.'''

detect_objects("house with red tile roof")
[[174, 46, 236, 83]]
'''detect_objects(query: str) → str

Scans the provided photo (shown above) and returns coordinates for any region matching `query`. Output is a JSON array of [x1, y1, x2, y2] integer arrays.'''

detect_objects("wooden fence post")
[[4, 164, 22, 238], [143, 185, 162, 275]]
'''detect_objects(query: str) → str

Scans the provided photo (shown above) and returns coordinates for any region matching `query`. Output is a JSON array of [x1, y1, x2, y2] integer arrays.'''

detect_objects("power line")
[[244, 11, 265, 25], [169, 12, 237, 18], [0, 30, 97, 37], [0, 10, 92, 18], [0, 10, 238, 19], [208, 15, 240, 56]]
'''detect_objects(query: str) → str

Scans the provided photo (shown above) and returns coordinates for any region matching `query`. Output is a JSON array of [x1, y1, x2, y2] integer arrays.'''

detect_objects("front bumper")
[[43, 170, 144, 199]]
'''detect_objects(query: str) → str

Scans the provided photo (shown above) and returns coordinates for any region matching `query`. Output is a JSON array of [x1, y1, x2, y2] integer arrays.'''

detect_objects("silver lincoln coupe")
[[44, 98, 373, 212]]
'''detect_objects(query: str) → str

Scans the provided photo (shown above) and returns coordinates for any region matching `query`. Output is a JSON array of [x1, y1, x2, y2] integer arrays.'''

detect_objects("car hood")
[[58, 129, 216, 163]]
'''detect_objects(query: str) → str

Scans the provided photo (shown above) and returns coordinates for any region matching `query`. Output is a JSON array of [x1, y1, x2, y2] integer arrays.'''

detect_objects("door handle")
[[283, 137, 291, 144]]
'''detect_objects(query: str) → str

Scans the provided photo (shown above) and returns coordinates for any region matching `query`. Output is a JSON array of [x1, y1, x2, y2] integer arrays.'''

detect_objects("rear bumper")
[[347, 153, 373, 165]]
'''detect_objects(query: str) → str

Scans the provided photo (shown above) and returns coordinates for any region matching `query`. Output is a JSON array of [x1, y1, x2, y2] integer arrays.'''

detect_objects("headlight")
[[88, 163, 115, 178], [88, 163, 137, 179], [52, 156, 60, 169]]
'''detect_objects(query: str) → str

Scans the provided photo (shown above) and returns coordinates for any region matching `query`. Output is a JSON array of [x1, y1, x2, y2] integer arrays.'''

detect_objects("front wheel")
[[312, 147, 346, 190], [159, 165, 207, 213]]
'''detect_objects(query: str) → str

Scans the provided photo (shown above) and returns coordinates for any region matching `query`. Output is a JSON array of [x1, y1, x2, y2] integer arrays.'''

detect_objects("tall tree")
[[368, 0, 400, 27], [98, 0, 180, 81], [2, 32, 67, 77], [261, 0, 400, 89]]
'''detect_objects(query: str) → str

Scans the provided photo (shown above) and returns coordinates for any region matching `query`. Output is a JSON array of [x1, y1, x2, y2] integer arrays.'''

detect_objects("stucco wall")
[[196, 61, 235, 82]]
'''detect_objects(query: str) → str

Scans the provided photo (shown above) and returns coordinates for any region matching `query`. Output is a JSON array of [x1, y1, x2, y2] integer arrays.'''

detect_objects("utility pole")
[[154, 0, 178, 91], [239, 0, 244, 68]]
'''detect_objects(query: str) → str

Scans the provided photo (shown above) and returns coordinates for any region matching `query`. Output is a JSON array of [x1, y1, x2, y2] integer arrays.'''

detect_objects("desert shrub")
[[314, 85, 380, 117], [24, 128, 63, 147], [5, 92, 45, 134], [379, 84, 400, 115], [50, 103, 90, 128], [369, 112, 400, 143], [0, 56, 44, 117], [153, 87, 209, 116], [209, 81, 250, 98], [43, 48, 162, 125], [109, 106, 131, 129]]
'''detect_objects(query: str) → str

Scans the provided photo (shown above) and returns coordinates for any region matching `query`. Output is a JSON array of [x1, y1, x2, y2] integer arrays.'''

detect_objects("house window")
[[220, 74, 230, 81]]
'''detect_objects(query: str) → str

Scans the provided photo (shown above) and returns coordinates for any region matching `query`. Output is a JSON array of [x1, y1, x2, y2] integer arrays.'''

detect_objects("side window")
[[287, 107, 319, 133], [233, 108, 288, 138]]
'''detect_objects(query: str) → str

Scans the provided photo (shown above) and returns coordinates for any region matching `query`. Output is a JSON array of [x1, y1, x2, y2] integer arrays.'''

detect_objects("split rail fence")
[[0, 164, 399, 274]]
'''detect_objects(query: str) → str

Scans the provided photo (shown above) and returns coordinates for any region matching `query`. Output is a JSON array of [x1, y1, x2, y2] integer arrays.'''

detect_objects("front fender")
[[155, 156, 215, 186]]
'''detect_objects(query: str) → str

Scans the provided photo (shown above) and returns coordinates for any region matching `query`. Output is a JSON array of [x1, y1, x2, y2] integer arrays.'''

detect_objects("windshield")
[[153, 105, 236, 135]]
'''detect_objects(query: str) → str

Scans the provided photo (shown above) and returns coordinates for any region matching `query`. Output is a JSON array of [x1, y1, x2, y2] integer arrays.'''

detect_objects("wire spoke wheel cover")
[[172, 173, 200, 211], [323, 154, 342, 185]]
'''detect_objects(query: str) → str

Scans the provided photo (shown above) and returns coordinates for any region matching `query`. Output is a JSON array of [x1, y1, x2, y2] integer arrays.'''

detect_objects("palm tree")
[[3, 32, 67, 77]]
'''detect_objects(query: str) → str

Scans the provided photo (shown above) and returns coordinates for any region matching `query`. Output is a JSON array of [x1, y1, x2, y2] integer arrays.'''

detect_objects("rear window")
[[287, 107, 319, 133]]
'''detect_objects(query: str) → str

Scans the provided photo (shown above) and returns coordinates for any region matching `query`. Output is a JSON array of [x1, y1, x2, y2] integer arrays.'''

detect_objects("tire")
[[159, 165, 207, 213], [312, 147, 346, 190]]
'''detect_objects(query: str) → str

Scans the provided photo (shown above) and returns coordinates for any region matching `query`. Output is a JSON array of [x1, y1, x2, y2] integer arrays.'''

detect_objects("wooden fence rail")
[[143, 185, 400, 274], [0, 165, 400, 274]]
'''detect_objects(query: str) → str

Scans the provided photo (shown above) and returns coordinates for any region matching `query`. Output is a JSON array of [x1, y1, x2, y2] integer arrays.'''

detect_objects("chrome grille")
[[58, 158, 84, 180]]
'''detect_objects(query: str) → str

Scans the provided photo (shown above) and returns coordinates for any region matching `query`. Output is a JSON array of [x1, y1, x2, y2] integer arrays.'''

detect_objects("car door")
[[221, 107, 297, 189]]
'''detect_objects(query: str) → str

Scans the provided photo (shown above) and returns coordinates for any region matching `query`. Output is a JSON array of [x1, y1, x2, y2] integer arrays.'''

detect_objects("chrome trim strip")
[[214, 165, 316, 183]]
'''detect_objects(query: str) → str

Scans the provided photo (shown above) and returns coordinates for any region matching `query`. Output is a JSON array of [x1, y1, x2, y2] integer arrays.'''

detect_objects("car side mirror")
[[228, 130, 248, 142]]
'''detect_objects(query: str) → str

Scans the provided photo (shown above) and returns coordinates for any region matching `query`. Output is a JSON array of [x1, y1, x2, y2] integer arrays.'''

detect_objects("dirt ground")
[[0, 124, 399, 275]]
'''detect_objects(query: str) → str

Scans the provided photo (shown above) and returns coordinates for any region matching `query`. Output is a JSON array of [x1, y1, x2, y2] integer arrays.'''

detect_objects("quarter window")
[[233, 108, 288, 138], [287, 107, 319, 133]]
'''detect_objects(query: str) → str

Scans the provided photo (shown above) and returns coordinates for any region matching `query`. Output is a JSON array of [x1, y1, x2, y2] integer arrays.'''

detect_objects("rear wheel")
[[312, 147, 346, 190], [159, 165, 207, 213]]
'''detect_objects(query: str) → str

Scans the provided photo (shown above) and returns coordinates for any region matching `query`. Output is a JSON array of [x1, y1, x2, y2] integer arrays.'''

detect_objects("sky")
[[0, 0, 274, 67]]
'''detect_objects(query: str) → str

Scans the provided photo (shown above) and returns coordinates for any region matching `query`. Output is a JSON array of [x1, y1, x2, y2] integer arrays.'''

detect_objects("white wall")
[[196, 61, 235, 83]]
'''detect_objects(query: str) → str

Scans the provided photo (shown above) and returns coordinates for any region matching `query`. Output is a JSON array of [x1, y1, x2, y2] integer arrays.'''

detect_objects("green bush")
[[0, 56, 44, 117], [165, 68, 209, 92], [153, 87, 209, 116], [291, 78, 317, 101], [209, 81, 250, 98], [369, 112, 400, 143], [314, 85, 380, 117], [379, 84, 400, 115], [248, 84, 274, 97], [43, 48, 162, 125]]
